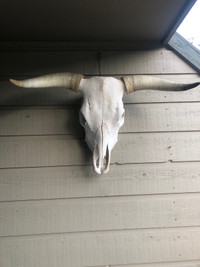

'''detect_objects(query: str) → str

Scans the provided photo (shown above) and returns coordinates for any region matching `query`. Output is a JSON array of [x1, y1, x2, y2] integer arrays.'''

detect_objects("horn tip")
[[10, 79, 22, 87]]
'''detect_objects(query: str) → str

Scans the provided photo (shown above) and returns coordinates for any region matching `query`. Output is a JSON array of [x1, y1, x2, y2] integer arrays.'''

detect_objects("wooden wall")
[[0, 48, 200, 267]]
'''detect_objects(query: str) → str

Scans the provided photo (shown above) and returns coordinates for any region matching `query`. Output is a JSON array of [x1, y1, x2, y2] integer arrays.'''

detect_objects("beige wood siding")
[[0, 48, 200, 266]]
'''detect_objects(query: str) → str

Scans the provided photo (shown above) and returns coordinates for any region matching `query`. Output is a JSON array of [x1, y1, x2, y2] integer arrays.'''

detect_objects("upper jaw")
[[93, 144, 111, 174]]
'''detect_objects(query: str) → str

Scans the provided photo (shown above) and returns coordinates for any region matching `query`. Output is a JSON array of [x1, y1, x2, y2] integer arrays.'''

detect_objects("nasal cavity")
[[93, 145, 110, 174]]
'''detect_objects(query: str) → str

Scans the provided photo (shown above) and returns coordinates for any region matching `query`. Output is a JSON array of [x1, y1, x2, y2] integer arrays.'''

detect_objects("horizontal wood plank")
[[111, 261, 200, 267], [0, 227, 200, 266], [1, 194, 200, 237], [0, 51, 99, 77], [0, 49, 196, 78], [1, 102, 200, 136], [0, 107, 84, 137], [0, 107, 83, 136], [101, 50, 197, 75], [124, 102, 200, 133], [1, 132, 200, 168], [1, 162, 200, 201], [0, 133, 180, 168]]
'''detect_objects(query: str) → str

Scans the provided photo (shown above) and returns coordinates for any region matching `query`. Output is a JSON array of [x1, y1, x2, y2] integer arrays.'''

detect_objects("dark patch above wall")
[[0, 0, 196, 50]]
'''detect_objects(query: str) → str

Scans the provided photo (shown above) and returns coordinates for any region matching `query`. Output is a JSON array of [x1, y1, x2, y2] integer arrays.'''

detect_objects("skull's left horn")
[[122, 75, 200, 94], [10, 72, 84, 92]]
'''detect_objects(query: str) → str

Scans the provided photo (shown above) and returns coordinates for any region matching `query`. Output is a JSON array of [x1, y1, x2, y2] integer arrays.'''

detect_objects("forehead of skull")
[[80, 76, 124, 110], [79, 77, 125, 132]]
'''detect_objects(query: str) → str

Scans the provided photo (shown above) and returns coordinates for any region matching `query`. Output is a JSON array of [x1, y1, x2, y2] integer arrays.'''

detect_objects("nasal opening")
[[93, 144, 111, 174]]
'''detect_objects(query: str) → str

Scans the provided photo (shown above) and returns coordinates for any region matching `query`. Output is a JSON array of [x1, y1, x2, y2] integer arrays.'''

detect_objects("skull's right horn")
[[10, 72, 84, 93], [122, 75, 200, 93]]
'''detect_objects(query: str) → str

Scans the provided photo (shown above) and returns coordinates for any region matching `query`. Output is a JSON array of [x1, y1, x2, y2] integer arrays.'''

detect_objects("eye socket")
[[79, 111, 87, 126]]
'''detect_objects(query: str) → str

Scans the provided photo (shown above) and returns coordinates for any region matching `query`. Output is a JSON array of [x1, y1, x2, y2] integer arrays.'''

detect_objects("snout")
[[92, 126, 112, 174], [93, 143, 111, 174]]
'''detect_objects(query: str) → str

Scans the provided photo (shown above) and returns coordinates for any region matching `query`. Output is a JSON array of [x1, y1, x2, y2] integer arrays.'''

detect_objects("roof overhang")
[[0, 0, 197, 50]]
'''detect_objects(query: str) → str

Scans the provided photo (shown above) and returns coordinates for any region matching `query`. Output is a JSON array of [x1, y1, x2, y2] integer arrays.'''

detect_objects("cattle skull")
[[10, 73, 200, 174]]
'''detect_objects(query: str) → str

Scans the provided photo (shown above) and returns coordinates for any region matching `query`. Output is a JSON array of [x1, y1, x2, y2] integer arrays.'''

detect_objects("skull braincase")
[[79, 77, 125, 174]]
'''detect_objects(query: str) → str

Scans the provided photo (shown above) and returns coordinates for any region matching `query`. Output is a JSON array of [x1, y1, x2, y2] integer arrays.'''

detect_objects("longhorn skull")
[[10, 73, 200, 174]]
